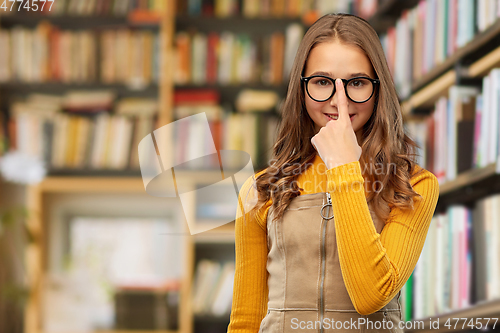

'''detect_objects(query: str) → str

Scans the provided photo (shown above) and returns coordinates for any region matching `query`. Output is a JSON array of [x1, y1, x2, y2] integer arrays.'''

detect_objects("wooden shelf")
[[175, 15, 303, 34], [175, 83, 288, 108], [436, 160, 500, 212], [411, 19, 500, 94], [45, 166, 265, 179], [192, 221, 235, 243], [93, 330, 178, 333], [366, 0, 420, 34], [0, 82, 159, 97], [46, 169, 143, 177], [401, 19, 500, 114], [0, 13, 160, 29], [43, 330, 179, 333], [468, 44, 500, 77], [401, 43, 500, 114], [439, 162, 498, 196], [193, 314, 230, 323], [405, 299, 500, 333], [36, 169, 255, 193], [401, 69, 456, 113]]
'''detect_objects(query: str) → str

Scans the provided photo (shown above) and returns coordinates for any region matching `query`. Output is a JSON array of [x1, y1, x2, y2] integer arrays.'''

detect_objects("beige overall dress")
[[258, 191, 403, 333]]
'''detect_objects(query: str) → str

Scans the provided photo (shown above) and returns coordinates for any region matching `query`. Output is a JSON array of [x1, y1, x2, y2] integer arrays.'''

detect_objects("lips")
[[324, 113, 355, 120]]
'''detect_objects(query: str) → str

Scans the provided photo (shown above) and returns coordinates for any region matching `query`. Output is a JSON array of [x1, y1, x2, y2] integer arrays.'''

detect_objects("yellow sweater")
[[227, 154, 439, 332]]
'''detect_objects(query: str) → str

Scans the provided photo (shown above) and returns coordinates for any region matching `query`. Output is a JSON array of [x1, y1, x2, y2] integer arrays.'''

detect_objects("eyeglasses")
[[301, 75, 380, 103]]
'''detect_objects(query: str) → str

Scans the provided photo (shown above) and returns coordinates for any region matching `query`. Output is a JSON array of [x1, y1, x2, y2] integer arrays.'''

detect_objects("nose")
[[329, 81, 345, 107], [329, 89, 338, 107]]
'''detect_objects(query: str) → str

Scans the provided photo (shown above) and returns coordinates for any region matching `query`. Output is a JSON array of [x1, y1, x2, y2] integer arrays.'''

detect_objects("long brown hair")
[[253, 13, 425, 224]]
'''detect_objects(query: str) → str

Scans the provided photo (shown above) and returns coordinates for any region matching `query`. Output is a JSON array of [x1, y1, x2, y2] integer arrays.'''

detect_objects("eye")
[[313, 78, 331, 86], [348, 79, 368, 88]]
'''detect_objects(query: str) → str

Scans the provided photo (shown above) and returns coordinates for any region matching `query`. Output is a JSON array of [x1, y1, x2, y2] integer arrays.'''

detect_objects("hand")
[[311, 78, 362, 170]]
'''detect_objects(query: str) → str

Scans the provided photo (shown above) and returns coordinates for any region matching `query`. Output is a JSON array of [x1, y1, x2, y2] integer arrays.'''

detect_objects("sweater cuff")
[[326, 161, 364, 193]]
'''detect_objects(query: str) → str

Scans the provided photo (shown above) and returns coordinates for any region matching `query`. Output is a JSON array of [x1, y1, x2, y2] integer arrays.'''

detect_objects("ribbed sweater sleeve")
[[326, 161, 440, 315], [227, 175, 270, 333]]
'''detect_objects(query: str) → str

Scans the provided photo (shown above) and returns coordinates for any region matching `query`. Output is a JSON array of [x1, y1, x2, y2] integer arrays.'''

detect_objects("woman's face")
[[303, 40, 377, 143]]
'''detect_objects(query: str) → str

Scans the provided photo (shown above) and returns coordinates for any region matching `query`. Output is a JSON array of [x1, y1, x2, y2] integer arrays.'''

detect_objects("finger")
[[311, 136, 317, 150], [336, 78, 349, 123]]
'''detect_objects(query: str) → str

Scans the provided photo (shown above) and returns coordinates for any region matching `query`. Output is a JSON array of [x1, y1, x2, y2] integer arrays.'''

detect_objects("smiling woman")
[[303, 40, 378, 143], [227, 13, 439, 333]]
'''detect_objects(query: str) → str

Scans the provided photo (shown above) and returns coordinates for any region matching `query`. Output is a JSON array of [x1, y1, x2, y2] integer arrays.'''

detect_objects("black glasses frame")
[[300, 75, 380, 103]]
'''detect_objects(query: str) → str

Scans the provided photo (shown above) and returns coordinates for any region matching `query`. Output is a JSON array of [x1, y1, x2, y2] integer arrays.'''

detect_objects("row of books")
[[6, 92, 157, 170], [172, 107, 279, 170], [5, 91, 279, 172], [381, 0, 500, 99], [191, 260, 235, 316], [0, 24, 160, 87], [405, 194, 500, 319], [177, 0, 378, 21], [404, 68, 500, 185], [174, 24, 303, 86], [173, 88, 279, 169], [12, 111, 156, 171], [7, 0, 167, 16]]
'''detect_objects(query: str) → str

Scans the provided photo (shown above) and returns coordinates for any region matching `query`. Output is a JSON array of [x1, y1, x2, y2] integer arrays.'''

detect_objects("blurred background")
[[0, 0, 500, 332]]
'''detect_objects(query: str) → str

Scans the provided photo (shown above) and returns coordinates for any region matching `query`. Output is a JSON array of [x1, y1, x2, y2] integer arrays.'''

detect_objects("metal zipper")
[[319, 192, 333, 333]]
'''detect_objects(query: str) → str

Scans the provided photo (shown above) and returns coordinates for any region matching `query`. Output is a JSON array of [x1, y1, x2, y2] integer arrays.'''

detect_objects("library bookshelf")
[[3, 1, 500, 333], [1, 1, 181, 333], [404, 298, 500, 333], [24, 170, 240, 333], [401, 19, 500, 114], [394, 0, 500, 330]]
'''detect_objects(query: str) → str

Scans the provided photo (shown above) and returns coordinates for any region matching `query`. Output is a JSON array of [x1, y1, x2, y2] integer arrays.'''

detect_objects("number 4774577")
[[1, 0, 55, 12]]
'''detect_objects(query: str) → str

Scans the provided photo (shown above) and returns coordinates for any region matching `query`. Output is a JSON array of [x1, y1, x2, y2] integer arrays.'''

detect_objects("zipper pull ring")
[[320, 192, 334, 220]]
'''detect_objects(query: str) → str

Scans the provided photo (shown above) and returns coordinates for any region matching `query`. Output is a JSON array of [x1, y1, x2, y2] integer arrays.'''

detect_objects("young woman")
[[227, 13, 439, 333]]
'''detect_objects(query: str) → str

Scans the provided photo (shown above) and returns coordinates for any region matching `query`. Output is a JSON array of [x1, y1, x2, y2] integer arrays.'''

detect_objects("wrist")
[[326, 161, 364, 193], [326, 160, 358, 170]]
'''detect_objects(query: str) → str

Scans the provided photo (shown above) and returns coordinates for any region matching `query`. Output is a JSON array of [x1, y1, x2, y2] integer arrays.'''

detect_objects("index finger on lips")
[[336, 78, 349, 123]]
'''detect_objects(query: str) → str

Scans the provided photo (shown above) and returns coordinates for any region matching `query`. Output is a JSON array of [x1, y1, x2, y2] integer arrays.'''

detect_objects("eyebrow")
[[308, 71, 372, 78]]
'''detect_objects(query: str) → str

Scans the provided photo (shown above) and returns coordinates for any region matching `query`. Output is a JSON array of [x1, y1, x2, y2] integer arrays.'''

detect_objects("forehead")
[[304, 40, 375, 78]]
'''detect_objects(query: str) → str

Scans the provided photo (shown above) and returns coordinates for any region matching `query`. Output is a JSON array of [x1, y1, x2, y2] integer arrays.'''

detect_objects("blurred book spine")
[[412, 197, 500, 319], [405, 68, 500, 185], [380, 0, 500, 100], [0, 23, 159, 88], [173, 89, 279, 170], [175, 0, 382, 21], [191, 259, 235, 317], [174, 25, 304, 86], [6, 92, 158, 171]]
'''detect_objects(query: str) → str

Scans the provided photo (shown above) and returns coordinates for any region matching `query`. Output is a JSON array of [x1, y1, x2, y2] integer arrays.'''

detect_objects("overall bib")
[[258, 192, 403, 333]]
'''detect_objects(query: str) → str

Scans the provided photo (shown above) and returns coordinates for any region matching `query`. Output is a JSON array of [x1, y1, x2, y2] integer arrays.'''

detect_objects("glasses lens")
[[346, 78, 374, 102], [307, 76, 334, 101]]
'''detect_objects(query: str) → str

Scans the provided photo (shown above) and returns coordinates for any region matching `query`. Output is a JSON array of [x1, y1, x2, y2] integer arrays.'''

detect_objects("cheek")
[[356, 100, 375, 118], [304, 97, 320, 117]]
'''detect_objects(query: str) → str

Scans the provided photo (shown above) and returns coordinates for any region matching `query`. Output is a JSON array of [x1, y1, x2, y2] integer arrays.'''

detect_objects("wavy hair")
[[251, 13, 425, 224]]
